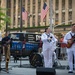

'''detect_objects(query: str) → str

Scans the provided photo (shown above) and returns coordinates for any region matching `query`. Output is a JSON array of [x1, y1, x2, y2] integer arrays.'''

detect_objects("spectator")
[[60, 35, 67, 60]]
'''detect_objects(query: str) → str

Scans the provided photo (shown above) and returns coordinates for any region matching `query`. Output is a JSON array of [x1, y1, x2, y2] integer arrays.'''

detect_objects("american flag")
[[22, 7, 28, 20], [41, 3, 49, 20]]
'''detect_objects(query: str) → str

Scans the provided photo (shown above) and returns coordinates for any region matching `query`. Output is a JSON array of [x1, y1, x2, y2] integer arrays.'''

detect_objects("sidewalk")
[[0, 57, 75, 75]]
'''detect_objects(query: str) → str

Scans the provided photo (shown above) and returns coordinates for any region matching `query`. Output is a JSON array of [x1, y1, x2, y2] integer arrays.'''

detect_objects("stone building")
[[0, 0, 75, 33]]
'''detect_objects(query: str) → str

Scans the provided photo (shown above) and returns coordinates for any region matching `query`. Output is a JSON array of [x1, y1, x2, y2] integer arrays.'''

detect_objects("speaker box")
[[36, 67, 56, 75]]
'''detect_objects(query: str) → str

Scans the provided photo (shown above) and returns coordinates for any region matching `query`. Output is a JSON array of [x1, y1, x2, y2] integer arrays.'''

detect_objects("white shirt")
[[63, 31, 75, 51], [41, 32, 57, 51]]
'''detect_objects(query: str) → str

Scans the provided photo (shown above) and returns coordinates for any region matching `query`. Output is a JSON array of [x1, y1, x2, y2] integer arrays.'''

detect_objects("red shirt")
[[60, 38, 66, 48]]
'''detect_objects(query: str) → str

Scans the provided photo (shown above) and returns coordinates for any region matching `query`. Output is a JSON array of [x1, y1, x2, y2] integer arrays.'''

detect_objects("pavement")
[[0, 56, 75, 75]]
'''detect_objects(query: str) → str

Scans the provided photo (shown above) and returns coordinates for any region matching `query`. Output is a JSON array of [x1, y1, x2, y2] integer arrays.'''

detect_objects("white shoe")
[[68, 70, 73, 73]]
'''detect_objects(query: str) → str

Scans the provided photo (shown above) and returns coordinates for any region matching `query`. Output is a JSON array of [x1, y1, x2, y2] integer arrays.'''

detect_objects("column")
[[10, 0, 14, 28], [15, 0, 18, 28], [40, 0, 43, 26], [52, 0, 55, 25], [24, 0, 28, 28], [65, 0, 68, 24], [58, 0, 62, 24], [46, 0, 49, 26], [30, 0, 33, 27], [35, 0, 38, 27]]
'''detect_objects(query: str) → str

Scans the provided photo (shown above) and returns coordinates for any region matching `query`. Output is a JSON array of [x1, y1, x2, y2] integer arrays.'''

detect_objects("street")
[[0, 56, 75, 75]]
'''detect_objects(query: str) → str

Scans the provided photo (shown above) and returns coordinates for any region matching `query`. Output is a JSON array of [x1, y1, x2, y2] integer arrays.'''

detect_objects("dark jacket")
[[2, 36, 11, 46]]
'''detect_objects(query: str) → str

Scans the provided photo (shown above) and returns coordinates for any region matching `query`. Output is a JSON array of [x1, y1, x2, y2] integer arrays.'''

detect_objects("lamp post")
[[20, 0, 22, 32]]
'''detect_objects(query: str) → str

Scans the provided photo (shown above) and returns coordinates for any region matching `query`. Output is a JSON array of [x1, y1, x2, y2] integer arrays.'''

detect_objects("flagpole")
[[50, 0, 53, 33], [20, 0, 22, 32]]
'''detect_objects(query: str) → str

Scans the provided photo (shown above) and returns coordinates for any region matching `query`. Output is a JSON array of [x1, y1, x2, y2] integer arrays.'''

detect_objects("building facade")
[[0, 0, 75, 33]]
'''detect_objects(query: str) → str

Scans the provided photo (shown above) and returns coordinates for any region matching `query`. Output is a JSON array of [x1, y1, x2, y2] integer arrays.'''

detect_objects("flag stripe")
[[41, 3, 49, 20], [22, 7, 28, 20]]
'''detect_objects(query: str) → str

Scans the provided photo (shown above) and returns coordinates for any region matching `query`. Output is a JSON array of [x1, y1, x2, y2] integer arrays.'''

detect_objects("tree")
[[0, 8, 10, 30]]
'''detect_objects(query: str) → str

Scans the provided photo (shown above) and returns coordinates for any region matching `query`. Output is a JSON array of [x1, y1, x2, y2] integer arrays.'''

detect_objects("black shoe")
[[5, 69, 9, 73], [6, 70, 9, 73], [68, 71, 73, 73]]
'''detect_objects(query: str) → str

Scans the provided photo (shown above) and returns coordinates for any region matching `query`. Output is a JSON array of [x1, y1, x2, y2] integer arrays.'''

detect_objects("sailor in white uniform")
[[41, 27, 57, 68], [63, 23, 75, 73]]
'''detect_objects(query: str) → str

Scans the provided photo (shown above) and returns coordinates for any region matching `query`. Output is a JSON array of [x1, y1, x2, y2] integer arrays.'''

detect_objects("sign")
[[25, 34, 41, 43]]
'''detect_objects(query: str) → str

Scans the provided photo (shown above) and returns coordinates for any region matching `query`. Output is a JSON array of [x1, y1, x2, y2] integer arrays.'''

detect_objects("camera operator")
[[2, 32, 11, 73]]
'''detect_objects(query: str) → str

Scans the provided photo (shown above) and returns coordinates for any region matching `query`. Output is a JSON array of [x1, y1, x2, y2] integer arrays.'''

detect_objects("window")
[[68, 22, 72, 24], [13, 16, 15, 26], [10, 33, 24, 41], [62, 12, 65, 22], [33, 16, 35, 26], [38, 1, 41, 13], [7, 0, 11, 16], [18, 18, 20, 26], [55, 13, 58, 25], [22, 0, 25, 6], [62, 0, 65, 10], [43, 0, 47, 2], [28, 0, 30, 5], [38, 0, 41, 3], [27, 17, 30, 27], [33, 0, 35, 4], [55, 0, 59, 10], [68, 0, 72, 9], [28, 6, 30, 12], [38, 16, 40, 26], [33, 6, 35, 14], [43, 18, 46, 26], [68, 12, 72, 20]]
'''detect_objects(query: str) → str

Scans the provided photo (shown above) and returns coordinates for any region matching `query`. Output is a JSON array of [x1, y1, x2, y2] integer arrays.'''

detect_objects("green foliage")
[[0, 8, 10, 29], [8, 26, 48, 31], [55, 24, 71, 28]]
